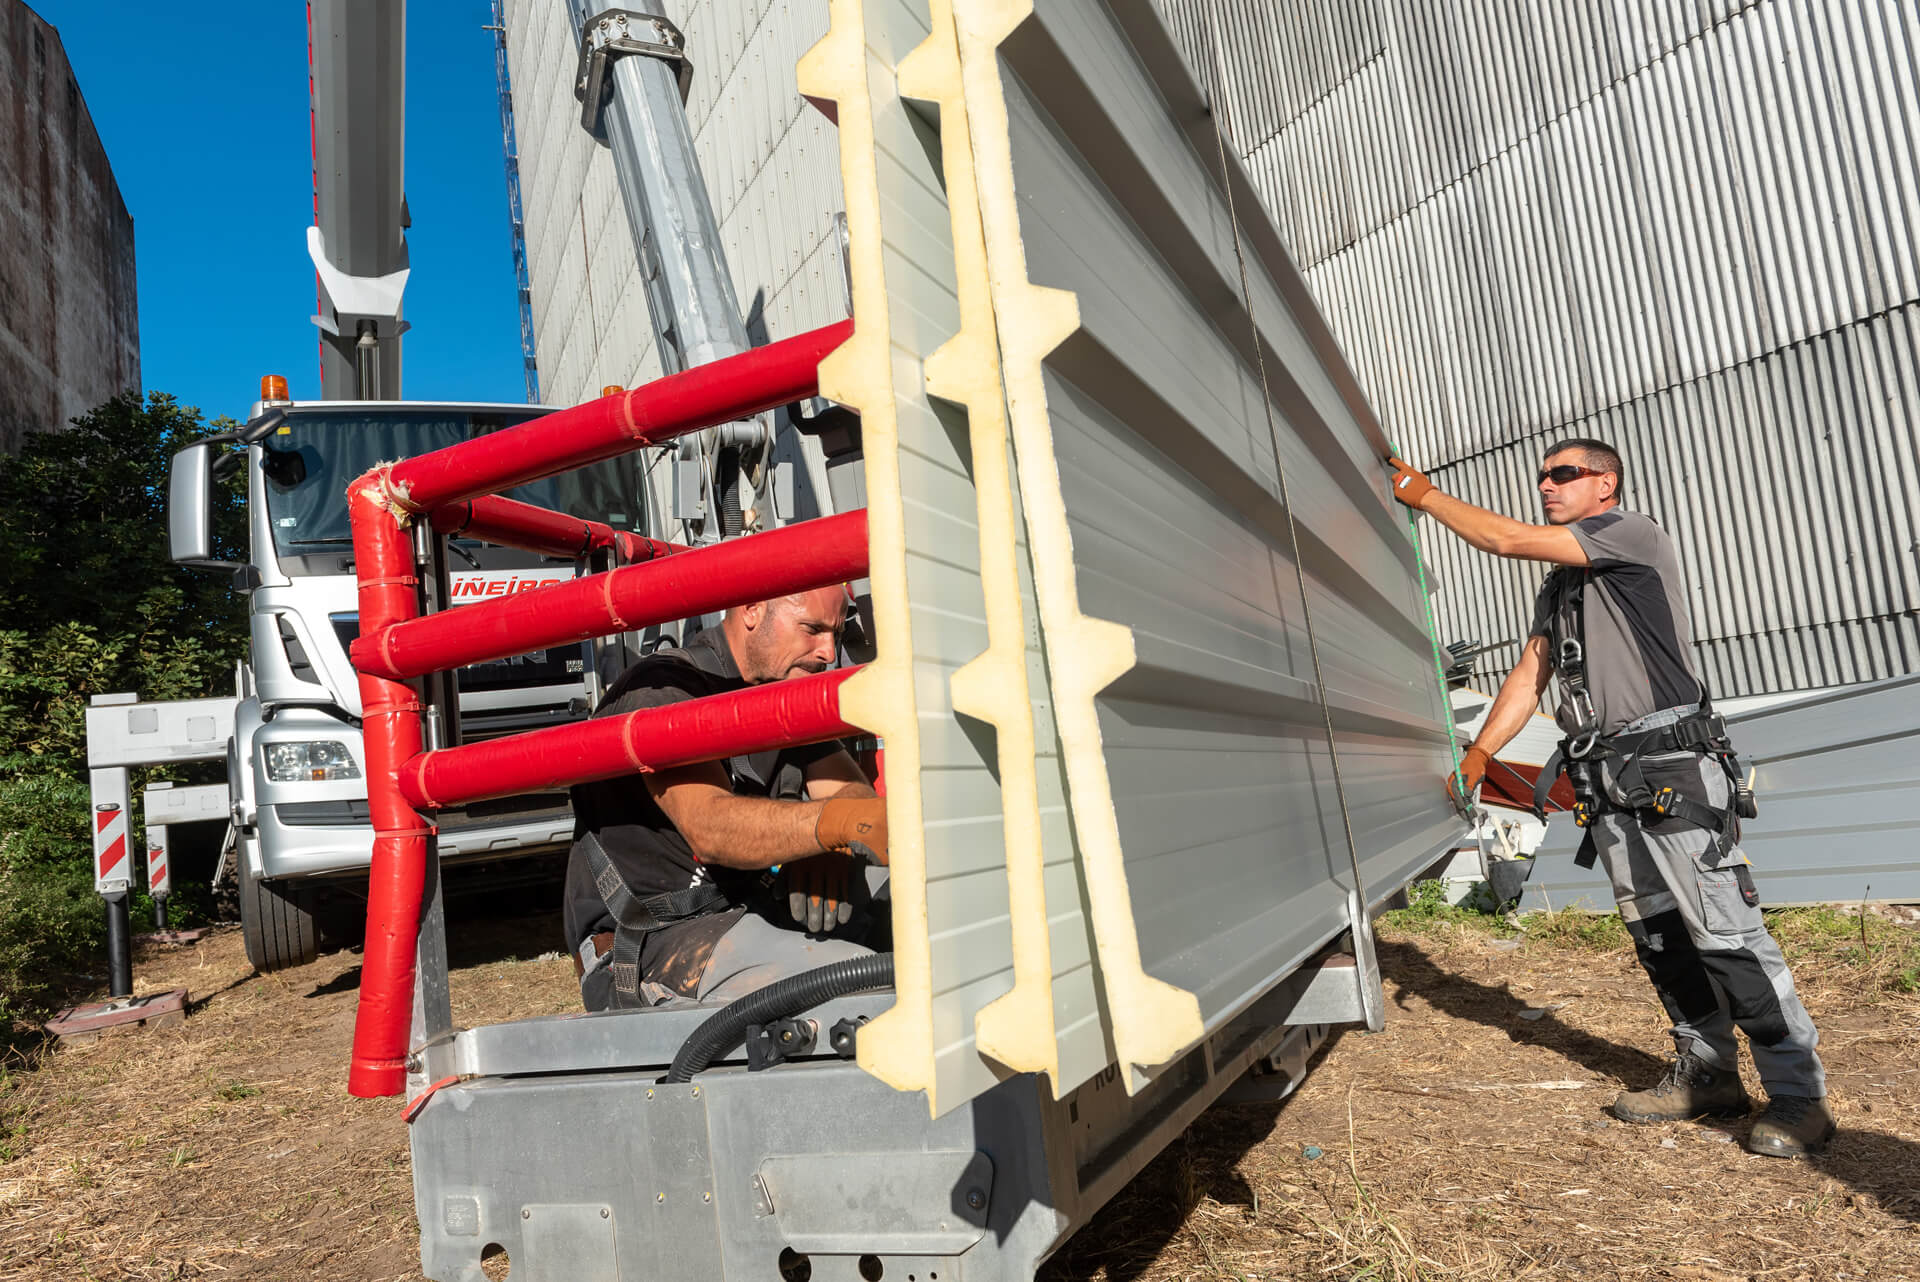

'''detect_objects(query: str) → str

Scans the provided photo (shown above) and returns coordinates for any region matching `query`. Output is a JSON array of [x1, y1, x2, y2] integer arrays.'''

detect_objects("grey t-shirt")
[[1530, 509, 1704, 735]]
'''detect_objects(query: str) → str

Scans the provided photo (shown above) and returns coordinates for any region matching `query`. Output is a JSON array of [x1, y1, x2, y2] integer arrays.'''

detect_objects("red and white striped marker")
[[145, 825, 171, 899], [94, 803, 129, 888]]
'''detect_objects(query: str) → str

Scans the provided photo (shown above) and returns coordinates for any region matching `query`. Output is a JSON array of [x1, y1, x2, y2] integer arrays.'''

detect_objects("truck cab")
[[171, 391, 649, 970]]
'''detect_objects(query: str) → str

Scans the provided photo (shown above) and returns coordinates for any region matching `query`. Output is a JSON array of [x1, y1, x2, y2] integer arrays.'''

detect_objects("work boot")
[[1746, 1094, 1836, 1158], [1611, 1051, 1751, 1124]]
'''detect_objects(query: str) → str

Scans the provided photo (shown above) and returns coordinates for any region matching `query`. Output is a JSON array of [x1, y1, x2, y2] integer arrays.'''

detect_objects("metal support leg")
[[104, 891, 133, 999], [408, 523, 457, 1099], [1347, 886, 1385, 1032]]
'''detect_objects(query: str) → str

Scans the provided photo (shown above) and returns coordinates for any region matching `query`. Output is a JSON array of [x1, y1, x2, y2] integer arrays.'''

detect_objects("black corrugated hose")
[[659, 953, 894, 1084]]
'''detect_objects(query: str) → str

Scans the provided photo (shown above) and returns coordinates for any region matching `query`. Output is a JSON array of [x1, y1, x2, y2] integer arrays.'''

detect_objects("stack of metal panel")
[[1524, 675, 1920, 910], [801, 0, 1462, 1116]]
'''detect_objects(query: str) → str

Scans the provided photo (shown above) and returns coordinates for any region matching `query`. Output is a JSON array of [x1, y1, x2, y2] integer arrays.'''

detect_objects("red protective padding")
[[346, 470, 434, 1099], [396, 666, 859, 811], [430, 495, 680, 562], [614, 531, 686, 563], [385, 320, 853, 513], [1481, 756, 1575, 814], [353, 512, 868, 680]]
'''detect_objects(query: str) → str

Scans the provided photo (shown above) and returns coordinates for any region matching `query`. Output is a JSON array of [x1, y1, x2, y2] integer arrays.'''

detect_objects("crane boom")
[[308, 0, 409, 399]]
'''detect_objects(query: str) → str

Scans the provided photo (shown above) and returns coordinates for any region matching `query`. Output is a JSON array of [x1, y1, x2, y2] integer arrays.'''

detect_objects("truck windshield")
[[259, 408, 646, 557]]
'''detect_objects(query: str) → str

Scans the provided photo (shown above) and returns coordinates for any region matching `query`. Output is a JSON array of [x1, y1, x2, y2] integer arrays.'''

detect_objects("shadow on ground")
[[1375, 936, 1669, 1086], [1039, 1034, 1346, 1282], [1375, 935, 1920, 1227]]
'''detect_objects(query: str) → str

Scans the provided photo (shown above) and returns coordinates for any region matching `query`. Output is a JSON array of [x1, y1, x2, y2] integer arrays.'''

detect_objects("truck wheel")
[[239, 856, 318, 971]]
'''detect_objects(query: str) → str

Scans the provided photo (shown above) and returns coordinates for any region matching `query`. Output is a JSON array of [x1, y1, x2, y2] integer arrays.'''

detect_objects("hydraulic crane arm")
[[309, 0, 409, 400]]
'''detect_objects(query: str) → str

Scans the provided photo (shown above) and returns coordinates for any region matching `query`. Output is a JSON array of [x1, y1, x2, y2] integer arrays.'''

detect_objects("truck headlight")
[[264, 740, 362, 782]]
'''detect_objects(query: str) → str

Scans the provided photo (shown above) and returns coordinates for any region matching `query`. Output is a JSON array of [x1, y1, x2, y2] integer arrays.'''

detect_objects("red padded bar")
[[384, 320, 852, 513], [396, 667, 860, 810], [354, 512, 867, 680]]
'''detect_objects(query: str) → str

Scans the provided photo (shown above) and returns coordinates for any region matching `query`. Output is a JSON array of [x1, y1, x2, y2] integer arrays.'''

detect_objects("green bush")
[[0, 776, 97, 1030], [0, 392, 247, 1030]]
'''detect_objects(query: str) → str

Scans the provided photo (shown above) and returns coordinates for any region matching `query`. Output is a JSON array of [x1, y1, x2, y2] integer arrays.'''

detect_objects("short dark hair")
[[1544, 437, 1624, 502]]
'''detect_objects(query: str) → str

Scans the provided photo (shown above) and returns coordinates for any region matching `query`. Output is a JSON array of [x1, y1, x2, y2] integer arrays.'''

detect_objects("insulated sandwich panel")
[[952, 0, 1462, 1084], [897, 0, 1112, 1096], [797, 0, 1105, 1116]]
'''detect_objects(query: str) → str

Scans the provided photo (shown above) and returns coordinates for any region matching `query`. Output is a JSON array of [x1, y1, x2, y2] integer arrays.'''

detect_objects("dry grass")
[[3, 904, 1916, 1281], [0, 914, 577, 1282], [1043, 906, 1920, 1282]]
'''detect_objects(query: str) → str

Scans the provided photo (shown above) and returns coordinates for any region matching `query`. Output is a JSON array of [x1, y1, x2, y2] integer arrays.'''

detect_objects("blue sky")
[[31, 1, 532, 422]]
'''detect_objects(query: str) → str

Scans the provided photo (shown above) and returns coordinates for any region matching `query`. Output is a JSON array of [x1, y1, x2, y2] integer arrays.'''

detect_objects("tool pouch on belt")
[[578, 832, 730, 1000], [1619, 750, 1742, 862]]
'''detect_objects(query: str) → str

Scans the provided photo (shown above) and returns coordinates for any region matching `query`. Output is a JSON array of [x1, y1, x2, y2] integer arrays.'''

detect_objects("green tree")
[[0, 392, 248, 1029]]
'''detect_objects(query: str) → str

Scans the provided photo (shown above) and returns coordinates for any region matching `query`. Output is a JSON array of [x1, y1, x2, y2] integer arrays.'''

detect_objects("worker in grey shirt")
[[1389, 438, 1833, 1157]]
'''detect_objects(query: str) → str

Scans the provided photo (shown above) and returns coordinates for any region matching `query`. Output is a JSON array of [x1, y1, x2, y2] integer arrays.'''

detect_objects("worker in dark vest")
[[1389, 439, 1833, 1157], [564, 585, 889, 1011]]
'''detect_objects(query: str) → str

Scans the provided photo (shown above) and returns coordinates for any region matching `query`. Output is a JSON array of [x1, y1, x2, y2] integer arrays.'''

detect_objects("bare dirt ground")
[[2, 905, 1915, 1281]]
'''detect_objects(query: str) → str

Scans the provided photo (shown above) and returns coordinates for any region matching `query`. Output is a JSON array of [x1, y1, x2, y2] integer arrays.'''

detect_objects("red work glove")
[[787, 853, 860, 933], [1446, 744, 1490, 815], [815, 797, 889, 866], [1387, 456, 1435, 509]]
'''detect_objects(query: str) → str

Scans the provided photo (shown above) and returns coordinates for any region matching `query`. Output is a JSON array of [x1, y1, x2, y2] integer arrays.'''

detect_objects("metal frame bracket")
[[575, 8, 694, 137]]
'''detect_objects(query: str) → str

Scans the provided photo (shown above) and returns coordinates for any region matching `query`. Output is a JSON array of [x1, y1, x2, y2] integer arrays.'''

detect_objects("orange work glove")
[[787, 853, 860, 933], [815, 796, 889, 866], [1387, 456, 1435, 509], [1446, 744, 1490, 815]]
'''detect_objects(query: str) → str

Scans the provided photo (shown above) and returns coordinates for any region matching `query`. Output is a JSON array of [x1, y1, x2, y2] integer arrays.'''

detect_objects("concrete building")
[[0, 1, 140, 453], [501, 0, 1918, 700]]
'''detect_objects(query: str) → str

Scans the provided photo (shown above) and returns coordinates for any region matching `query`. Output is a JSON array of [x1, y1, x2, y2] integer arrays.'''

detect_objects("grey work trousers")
[[1589, 711, 1826, 1097], [581, 870, 885, 1010]]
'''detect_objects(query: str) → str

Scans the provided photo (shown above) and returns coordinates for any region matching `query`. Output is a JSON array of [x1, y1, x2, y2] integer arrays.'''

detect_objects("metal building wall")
[[502, 0, 854, 535], [1156, 0, 1920, 699], [502, 0, 849, 395]]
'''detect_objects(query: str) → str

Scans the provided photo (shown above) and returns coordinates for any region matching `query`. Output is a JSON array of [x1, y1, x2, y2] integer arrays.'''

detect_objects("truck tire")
[[239, 856, 318, 971]]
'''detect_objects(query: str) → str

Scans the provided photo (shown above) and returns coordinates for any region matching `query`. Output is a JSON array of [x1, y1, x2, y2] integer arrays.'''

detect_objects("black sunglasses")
[[1537, 465, 1605, 486]]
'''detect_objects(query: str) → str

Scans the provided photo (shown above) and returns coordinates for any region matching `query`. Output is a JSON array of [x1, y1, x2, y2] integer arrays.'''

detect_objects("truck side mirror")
[[169, 442, 213, 563], [169, 442, 231, 566]]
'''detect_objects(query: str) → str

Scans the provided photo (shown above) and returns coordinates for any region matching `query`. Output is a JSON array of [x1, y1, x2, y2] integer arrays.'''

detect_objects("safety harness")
[[577, 830, 731, 1001], [1529, 568, 1756, 868]]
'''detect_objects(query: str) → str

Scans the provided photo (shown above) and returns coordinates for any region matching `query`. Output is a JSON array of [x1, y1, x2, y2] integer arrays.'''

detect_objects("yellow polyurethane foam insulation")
[[898, 0, 1059, 1086], [796, 0, 938, 1106], [805, 0, 1083, 1116], [948, 0, 1206, 1087], [897, 0, 1115, 1097]]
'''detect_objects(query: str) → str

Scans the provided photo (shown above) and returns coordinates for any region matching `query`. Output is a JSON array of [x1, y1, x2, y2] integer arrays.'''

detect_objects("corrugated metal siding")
[[505, 0, 852, 397], [1156, 0, 1920, 698], [503, 0, 853, 535]]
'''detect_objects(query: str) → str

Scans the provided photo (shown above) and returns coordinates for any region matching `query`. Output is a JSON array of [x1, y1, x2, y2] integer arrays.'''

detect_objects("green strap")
[[1391, 444, 1464, 783]]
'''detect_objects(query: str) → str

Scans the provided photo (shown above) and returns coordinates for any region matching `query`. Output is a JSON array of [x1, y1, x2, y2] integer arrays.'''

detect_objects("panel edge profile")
[[898, 0, 1067, 1088], [951, 0, 1206, 1089], [795, 0, 940, 1108]]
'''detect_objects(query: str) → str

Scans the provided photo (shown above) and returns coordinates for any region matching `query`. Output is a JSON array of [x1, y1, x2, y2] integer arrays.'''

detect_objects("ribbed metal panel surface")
[[963, 0, 1460, 1061], [1156, 0, 1920, 698], [1522, 674, 1920, 909]]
